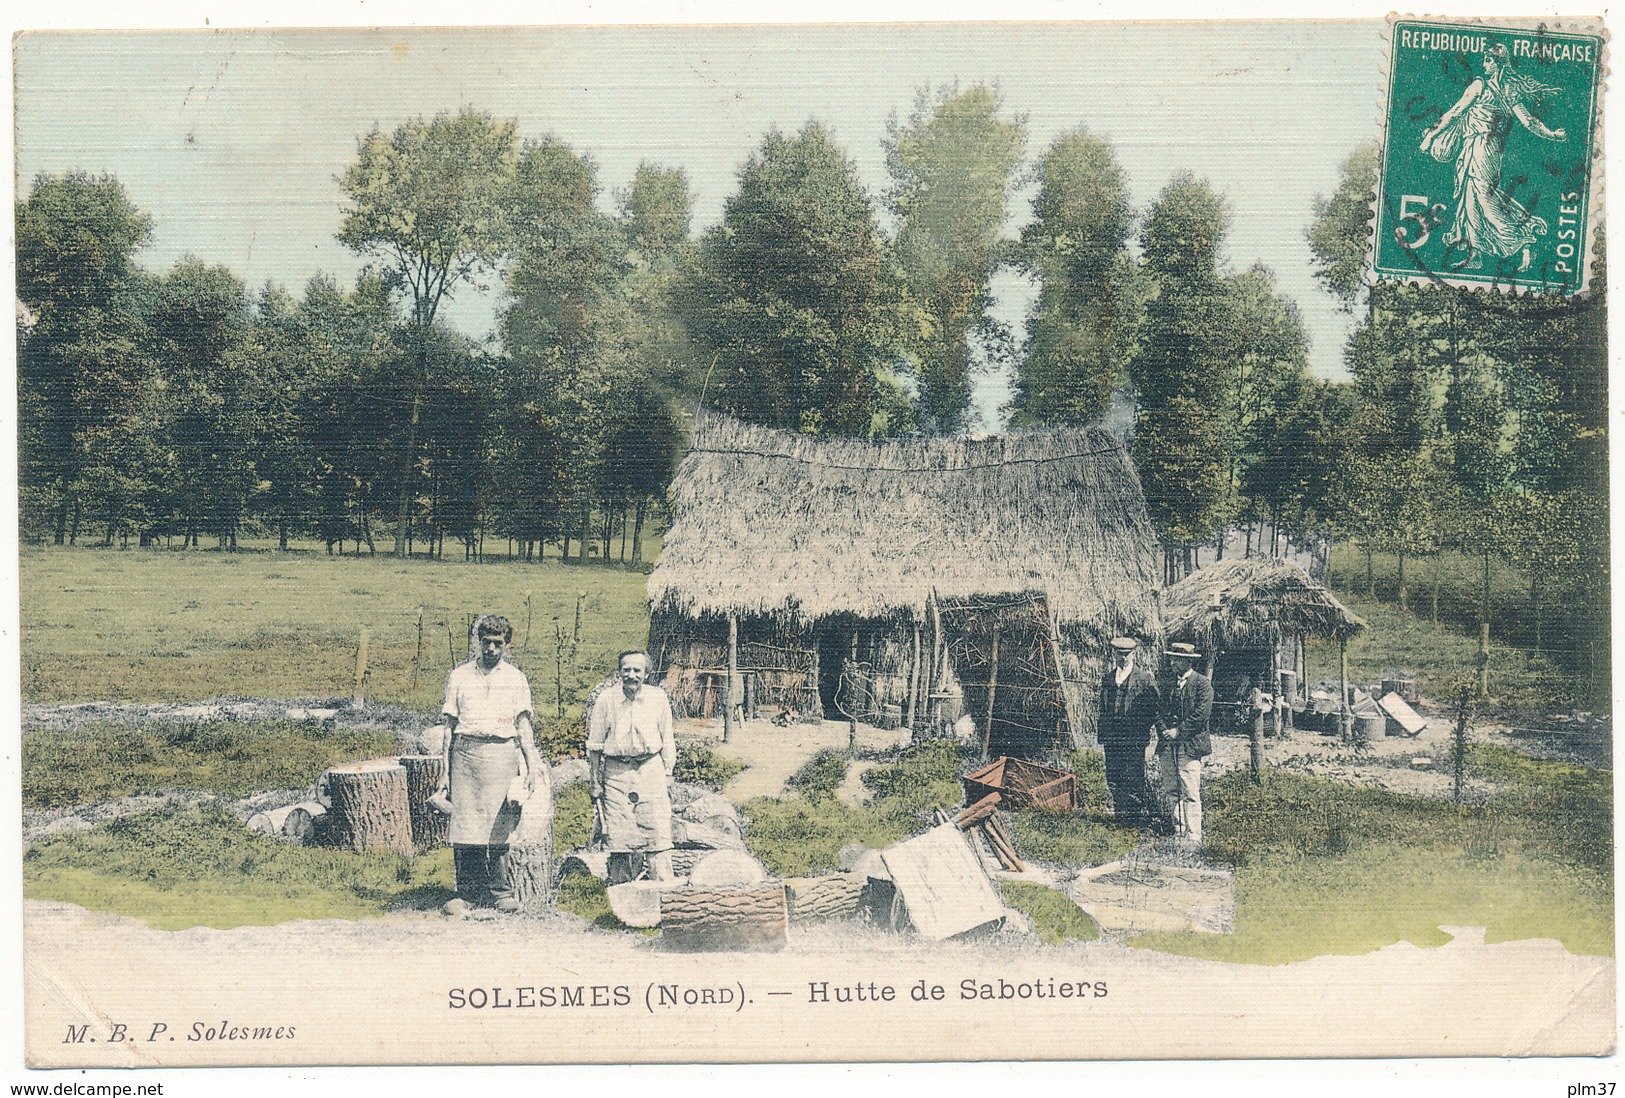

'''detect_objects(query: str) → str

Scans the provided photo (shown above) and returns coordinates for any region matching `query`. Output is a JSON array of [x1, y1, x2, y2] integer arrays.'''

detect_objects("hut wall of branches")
[[647, 411, 1165, 755]]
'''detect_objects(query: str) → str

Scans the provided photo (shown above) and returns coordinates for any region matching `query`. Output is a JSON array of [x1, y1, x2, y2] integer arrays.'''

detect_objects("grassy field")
[[1323, 543, 1608, 709], [18, 545, 1613, 960], [20, 545, 653, 717]]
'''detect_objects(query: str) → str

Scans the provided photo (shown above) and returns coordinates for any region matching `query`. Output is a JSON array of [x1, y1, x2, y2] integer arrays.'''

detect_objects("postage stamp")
[[1372, 16, 1605, 294], [8, 9, 1616, 1085]]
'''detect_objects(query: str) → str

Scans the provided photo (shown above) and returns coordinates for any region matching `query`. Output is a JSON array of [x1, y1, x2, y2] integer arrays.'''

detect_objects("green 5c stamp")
[[1373, 17, 1604, 294]]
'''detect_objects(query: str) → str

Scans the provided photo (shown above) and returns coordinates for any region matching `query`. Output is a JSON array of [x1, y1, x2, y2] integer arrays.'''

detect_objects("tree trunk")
[[1531, 574, 1542, 655], [1397, 548, 1408, 611], [1365, 544, 1375, 598], [361, 512, 376, 555], [323, 760, 414, 854], [53, 494, 67, 545], [395, 390, 421, 557], [660, 884, 789, 951], [784, 872, 864, 924], [399, 755, 450, 853], [279, 520, 289, 552], [507, 764, 555, 915], [631, 498, 647, 565]]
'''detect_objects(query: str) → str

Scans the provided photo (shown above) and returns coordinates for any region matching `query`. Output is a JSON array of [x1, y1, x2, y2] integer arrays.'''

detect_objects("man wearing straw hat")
[[437, 614, 544, 913], [587, 649, 678, 882], [1097, 637, 1160, 824], [1155, 641, 1213, 844]]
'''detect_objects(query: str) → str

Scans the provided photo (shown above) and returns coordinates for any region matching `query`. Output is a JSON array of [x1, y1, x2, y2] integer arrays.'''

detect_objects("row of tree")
[[1302, 149, 1608, 673], [19, 86, 1311, 561], [17, 87, 1610, 686]]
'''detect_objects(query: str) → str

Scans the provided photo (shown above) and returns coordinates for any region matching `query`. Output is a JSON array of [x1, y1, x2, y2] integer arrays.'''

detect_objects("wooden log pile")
[[955, 793, 1025, 872], [246, 800, 328, 844]]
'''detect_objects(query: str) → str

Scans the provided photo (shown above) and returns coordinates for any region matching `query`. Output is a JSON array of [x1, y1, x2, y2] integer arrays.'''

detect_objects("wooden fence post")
[[353, 626, 370, 706], [980, 620, 1001, 762], [725, 613, 739, 743]]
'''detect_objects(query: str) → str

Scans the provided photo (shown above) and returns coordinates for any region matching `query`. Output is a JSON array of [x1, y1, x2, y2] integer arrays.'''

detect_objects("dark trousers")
[[453, 843, 512, 905], [1102, 743, 1153, 819]]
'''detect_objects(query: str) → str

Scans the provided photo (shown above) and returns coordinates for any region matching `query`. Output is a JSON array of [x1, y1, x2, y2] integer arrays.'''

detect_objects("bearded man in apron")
[[438, 614, 544, 912], [587, 649, 677, 882]]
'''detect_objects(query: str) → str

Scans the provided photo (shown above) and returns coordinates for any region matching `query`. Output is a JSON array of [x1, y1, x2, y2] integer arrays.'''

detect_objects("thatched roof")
[[1160, 558, 1366, 646], [648, 410, 1164, 630]]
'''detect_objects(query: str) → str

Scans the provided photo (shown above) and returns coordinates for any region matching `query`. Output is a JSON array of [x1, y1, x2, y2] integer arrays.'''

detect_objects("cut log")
[[506, 764, 555, 914], [398, 754, 450, 854], [557, 849, 612, 882], [281, 801, 328, 845], [661, 884, 789, 952], [323, 759, 413, 854], [688, 850, 769, 888], [784, 872, 864, 924]]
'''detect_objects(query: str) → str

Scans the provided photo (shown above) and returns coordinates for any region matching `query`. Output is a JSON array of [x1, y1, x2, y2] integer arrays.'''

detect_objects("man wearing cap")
[[1097, 637, 1160, 824], [438, 614, 544, 913], [587, 649, 678, 882], [1156, 642, 1214, 843]]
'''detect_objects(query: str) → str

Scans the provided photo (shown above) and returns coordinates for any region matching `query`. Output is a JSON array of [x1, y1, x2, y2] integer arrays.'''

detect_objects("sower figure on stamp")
[[1155, 641, 1213, 844], [438, 614, 544, 913], [1097, 636, 1160, 825], [587, 649, 678, 884]]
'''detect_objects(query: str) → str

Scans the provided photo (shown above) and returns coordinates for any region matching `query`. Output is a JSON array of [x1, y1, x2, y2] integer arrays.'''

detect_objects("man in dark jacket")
[[1097, 637, 1160, 823], [1156, 642, 1214, 843]]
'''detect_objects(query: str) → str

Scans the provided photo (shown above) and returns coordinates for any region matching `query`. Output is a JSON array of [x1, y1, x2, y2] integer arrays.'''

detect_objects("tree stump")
[[784, 872, 864, 924], [661, 884, 788, 951], [506, 764, 555, 914], [398, 754, 449, 853], [324, 759, 413, 854]]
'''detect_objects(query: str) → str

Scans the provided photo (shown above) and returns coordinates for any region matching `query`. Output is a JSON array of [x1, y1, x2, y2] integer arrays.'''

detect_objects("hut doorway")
[[939, 594, 1073, 762], [815, 621, 851, 716]]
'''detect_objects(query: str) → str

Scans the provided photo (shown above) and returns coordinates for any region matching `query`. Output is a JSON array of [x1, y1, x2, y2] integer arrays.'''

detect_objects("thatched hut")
[[1159, 557, 1366, 726], [646, 411, 1164, 759]]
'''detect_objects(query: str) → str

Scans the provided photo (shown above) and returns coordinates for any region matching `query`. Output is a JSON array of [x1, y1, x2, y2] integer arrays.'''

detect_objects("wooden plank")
[[1378, 691, 1428, 736], [880, 822, 1005, 940]]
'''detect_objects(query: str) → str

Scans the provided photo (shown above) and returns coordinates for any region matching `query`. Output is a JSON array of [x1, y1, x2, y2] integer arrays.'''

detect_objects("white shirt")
[[588, 684, 676, 769], [441, 659, 533, 738]]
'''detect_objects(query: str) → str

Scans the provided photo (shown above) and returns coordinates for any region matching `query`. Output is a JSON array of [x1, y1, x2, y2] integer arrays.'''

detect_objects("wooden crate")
[[962, 756, 1077, 812]]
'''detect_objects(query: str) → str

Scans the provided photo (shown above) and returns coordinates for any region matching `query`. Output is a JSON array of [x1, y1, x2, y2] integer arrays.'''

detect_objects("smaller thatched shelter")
[[1159, 557, 1366, 726]]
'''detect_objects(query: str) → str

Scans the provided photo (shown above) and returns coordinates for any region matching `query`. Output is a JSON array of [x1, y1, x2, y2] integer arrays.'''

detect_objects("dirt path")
[[674, 716, 909, 803]]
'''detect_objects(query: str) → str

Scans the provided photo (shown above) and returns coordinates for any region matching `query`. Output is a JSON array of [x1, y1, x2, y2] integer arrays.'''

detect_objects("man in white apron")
[[438, 614, 544, 912], [587, 649, 677, 882]]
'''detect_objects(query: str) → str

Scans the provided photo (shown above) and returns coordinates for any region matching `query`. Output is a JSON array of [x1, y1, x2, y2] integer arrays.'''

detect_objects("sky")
[[15, 20, 1382, 427]]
